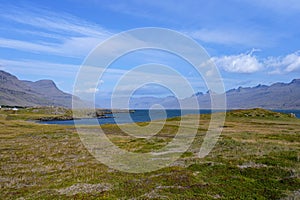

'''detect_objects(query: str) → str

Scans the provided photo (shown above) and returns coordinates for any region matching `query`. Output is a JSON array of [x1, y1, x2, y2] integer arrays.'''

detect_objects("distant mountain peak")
[[34, 79, 55, 84], [192, 92, 204, 97], [128, 78, 300, 110], [33, 79, 59, 89], [290, 79, 300, 84], [0, 70, 85, 108], [0, 70, 13, 75], [206, 89, 216, 94], [254, 84, 267, 88], [0, 70, 18, 81]]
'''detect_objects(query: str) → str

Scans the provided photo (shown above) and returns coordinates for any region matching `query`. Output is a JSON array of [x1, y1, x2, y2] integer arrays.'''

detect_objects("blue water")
[[272, 110, 300, 118], [38, 109, 300, 125], [39, 109, 214, 125]]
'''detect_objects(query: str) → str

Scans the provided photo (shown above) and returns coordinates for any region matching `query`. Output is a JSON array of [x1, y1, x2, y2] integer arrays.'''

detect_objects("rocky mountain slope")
[[128, 79, 300, 109], [1, 70, 299, 109], [0, 70, 83, 108], [224, 79, 300, 109]]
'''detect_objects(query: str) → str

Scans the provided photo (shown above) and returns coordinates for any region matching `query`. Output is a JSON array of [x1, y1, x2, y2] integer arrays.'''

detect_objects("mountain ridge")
[[0, 70, 84, 108], [127, 78, 300, 110], [1, 70, 300, 109]]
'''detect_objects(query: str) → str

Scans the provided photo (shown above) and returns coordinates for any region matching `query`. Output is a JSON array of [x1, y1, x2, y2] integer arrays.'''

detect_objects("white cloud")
[[213, 51, 263, 73], [0, 58, 78, 78], [213, 50, 300, 74], [265, 51, 300, 73], [1, 5, 110, 37], [76, 88, 100, 94], [285, 54, 300, 72], [0, 38, 60, 54], [59, 36, 106, 57], [0, 34, 106, 59], [0, 58, 80, 92], [0, 5, 111, 58]]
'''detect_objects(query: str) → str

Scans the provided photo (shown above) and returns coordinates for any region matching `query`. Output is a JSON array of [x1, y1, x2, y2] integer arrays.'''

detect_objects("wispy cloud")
[[213, 50, 300, 74], [102, 0, 282, 47], [0, 58, 78, 77], [0, 58, 80, 92], [188, 29, 268, 47], [0, 5, 111, 58], [1, 5, 110, 37], [265, 51, 300, 73], [0, 38, 61, 54]]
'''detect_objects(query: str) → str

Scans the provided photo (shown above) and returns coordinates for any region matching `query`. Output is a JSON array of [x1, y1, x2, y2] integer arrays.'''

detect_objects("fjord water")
[[39, 109, 211, 125], [274, 110, 300, 118], [39, 109, 300, 125]]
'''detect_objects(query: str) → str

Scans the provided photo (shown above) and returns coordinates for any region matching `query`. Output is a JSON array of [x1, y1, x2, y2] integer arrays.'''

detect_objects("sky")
[[0, 0, 300, 101]]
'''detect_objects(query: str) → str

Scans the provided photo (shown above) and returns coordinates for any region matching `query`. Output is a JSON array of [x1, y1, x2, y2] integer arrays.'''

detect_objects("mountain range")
[[128, 79, 300, 110], [1, 70, 300, 109], [0, 70, 84, 108]]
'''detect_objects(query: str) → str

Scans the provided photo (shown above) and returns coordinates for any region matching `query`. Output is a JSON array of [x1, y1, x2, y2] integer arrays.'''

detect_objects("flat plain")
[[0, 108, 299, 199]]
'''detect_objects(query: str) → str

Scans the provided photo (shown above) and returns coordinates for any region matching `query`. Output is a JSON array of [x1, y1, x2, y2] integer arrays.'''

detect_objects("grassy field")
[[0, 108, 299, 199]]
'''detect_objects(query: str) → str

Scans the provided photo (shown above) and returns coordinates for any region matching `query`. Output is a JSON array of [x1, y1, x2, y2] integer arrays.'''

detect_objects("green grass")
[[0, 108, 299, 199], [0, 107, 73, 120]]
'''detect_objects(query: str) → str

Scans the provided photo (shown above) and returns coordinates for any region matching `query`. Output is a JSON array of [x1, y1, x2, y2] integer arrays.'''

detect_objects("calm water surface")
[[39, 109, 300, 125], [39, 109, 211, 125]]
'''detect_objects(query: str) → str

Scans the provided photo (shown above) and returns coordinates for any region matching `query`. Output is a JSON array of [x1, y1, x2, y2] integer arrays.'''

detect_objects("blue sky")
[[0, 0, 300, 99]]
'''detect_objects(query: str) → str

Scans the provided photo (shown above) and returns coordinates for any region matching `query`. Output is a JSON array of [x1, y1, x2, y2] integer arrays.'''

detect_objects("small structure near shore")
[[0, 105, 24, 111]]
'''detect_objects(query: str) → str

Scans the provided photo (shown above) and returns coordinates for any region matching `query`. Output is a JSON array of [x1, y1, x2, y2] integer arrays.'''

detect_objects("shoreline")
[[37, 108, 300, 125]]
